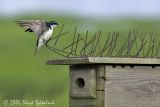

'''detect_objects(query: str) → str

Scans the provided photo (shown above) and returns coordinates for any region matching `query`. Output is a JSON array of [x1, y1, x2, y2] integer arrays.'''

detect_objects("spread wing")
[[15, 20, 48, 36]]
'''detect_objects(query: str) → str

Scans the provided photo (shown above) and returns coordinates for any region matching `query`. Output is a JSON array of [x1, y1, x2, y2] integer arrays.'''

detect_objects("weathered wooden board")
[[69, 65, 105, 107], [70, 98, 97, 106], [105, 65, 160, 107], [46, 57, 160, 107], [70, 65, 96, 98], [47, 57, 160, 65]]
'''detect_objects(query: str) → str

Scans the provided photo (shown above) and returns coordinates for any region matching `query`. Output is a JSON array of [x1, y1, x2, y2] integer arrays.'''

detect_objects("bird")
[[15, 20, 59, 56]]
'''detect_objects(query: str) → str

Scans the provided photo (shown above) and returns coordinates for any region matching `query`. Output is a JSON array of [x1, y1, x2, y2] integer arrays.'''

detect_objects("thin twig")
[[98, 32, 111, 56], [116, 34, 132, 57], [80, 30, 88, 55], [145, 33, 153, 57], [80, 35, 96, 56], [45, 45, 67, 57], [92, 32, 100, 56], [74, 33, 81, 55], [89, 33, 97, 56], [69, 27, 77, 57], [154, 41, 160, 57], [46, 44, 80, 57], [53, 23, 65, 46], [62, 37, 83, 51]]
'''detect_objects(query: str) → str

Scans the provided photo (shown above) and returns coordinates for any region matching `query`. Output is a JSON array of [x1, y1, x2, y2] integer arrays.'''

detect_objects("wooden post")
[[47, 57, 160, 107]]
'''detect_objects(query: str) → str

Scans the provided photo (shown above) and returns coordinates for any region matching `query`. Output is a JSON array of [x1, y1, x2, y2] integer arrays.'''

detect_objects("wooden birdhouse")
[[47, 57, 160, 107]]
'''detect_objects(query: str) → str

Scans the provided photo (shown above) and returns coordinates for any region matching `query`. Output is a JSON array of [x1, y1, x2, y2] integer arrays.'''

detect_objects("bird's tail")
[[34, 47, 38, 56], [34, 38, 39, 57], [34, 38, 44, 56]]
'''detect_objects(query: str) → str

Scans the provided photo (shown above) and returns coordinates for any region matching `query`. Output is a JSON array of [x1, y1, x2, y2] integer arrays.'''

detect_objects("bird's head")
[[49, 21, 59, 27], [46, 21, 59, 29]]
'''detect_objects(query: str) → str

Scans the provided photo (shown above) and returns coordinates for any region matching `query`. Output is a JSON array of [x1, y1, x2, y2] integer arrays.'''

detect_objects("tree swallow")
[[16, 20, 59, 55]]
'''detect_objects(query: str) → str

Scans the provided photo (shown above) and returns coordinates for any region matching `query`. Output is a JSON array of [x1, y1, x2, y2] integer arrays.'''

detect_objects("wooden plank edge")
[[46, 57, 160, 65]]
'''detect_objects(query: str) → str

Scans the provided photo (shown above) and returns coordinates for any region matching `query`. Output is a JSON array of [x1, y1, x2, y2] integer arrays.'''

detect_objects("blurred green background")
[[1, 15, 160, 107], [1, 0, 160, 107]]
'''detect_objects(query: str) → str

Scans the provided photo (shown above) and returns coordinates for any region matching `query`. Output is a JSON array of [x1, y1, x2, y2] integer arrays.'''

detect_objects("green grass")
[[0, 14, 160, 107]]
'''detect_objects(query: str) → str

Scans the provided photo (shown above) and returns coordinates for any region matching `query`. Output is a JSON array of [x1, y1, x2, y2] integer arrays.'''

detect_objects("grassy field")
[[0, 15, 160, 107]]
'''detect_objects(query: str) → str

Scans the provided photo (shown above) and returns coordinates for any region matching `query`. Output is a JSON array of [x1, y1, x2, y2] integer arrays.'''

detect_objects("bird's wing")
[[15, 20, 47, 36]]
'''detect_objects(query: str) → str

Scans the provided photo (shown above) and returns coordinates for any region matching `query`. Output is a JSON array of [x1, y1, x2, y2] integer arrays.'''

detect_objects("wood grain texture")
[[96, 65, 106, 91], [70, 65, 96, 98], [105, 65, 160, 107], [69, 65, 105, 107], [96, 65, 105, 107], [47, 57, 160, 65], [70, 97, 96, 106]]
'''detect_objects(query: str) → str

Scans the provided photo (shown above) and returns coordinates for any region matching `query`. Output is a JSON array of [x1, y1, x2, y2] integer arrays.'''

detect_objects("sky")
[[1, 0, 160, 18]]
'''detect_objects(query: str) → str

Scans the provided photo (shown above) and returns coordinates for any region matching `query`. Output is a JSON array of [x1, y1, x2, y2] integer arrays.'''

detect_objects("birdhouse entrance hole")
[[76, 77, 85, 88]]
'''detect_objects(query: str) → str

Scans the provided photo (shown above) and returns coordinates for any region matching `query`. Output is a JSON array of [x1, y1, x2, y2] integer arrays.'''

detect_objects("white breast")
[[41, 28, 53, 41], [36, 25, 58, 50]]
